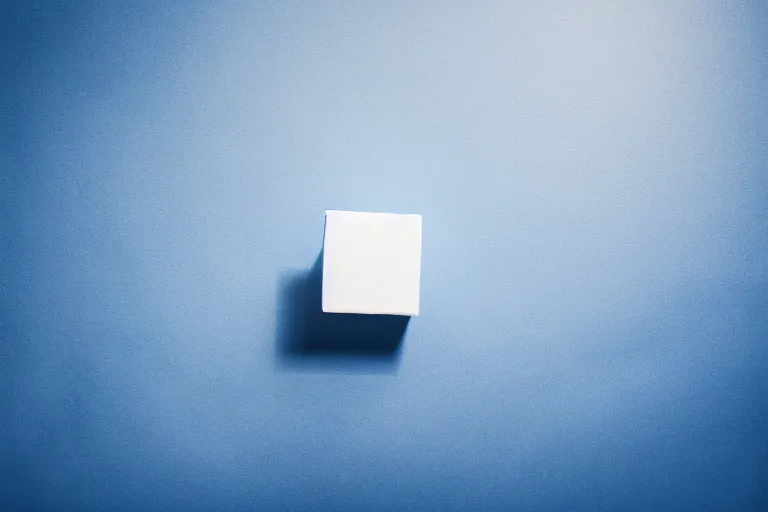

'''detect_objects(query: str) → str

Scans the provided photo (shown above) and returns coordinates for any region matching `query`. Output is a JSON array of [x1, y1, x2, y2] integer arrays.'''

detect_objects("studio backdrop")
[[2, 1, 767, 510]]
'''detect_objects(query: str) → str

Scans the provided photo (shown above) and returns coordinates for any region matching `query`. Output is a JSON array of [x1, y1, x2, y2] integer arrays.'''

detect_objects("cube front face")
[[322, 210, 422, 316]]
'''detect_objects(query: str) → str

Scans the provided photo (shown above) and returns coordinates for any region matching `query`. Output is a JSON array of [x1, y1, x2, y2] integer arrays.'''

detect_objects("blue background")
[[2, 1, 767, 510]]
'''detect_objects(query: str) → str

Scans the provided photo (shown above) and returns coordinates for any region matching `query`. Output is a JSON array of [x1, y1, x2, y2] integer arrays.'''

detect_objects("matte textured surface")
[[2, 1, 768, 511], [323, 210, 422, 316]]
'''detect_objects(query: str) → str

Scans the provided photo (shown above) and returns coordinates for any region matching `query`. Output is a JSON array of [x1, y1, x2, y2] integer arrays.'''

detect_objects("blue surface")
[[2, 1, 767, 510]]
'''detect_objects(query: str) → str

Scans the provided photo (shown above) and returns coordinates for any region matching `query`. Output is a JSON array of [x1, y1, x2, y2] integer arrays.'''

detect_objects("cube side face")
[[322, 210, 421, 316]]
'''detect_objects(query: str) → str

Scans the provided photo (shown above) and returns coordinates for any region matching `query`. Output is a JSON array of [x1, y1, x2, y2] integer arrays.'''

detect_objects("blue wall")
[[2, 1, 767, 510]]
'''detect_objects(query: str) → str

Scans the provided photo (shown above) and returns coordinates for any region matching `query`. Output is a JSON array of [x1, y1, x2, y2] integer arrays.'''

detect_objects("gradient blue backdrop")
[[2, 1, 767, 510]]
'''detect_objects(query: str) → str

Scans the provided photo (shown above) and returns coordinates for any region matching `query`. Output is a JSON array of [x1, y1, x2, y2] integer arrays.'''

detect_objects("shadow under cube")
[[276, 253, 409, 371]]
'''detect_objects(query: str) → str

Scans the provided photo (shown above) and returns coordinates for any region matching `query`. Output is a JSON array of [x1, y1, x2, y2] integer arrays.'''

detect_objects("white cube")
[[322, 210, 422, 316]]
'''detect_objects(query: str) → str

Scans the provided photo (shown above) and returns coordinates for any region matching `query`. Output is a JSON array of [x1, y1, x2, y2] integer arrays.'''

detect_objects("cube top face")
[[322, 210, 422, 316]]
